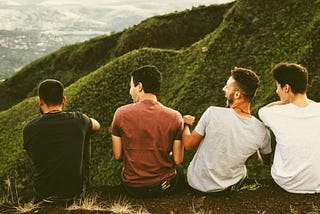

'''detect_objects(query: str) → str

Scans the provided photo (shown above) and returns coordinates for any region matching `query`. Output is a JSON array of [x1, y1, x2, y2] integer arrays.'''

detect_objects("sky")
[[0, 0, 233, 6]]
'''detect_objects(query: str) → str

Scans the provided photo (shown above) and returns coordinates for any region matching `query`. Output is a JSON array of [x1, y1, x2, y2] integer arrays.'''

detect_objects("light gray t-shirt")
[[187, 107, 271, 192]]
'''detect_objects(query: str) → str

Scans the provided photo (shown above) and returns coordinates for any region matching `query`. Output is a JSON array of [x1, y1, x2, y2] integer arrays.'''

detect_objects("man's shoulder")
[[258, 103, 286, 117], [208, 106, 228, 111], [64, 111, 92, 125], [24, 116, 42, 130], [204, 106, 230, 115], [159, 103, 181, 116], [309, 102, 320, 109], [115, 103, 136, 114], [250, 115, 268, 128], [64, 111, 86, 117]]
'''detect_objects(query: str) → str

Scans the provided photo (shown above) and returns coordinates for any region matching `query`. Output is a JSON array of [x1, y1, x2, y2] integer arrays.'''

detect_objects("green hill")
[[1, 0, 320, 196], [0, 3, 232, 112]]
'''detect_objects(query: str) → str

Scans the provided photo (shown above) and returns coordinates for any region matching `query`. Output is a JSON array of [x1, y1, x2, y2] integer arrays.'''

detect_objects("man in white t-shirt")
[[183, 67, 272, 194], [259, 62, 320, 194]]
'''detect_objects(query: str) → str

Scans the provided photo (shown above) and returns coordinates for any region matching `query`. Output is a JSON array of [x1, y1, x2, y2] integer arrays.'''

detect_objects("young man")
[[259, 62, 320, 194], [110, 65, 185, 198], [23, 79, 100, 201], [183, 67, 272, 194]]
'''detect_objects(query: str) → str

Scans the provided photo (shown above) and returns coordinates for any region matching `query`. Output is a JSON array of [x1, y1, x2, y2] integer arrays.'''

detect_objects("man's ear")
[[38, 97, 44, 106], [61, 96, 67, 105], [234, 90, 241, 99], [137, 82, 143, 92], [284, 84, 291, 93]]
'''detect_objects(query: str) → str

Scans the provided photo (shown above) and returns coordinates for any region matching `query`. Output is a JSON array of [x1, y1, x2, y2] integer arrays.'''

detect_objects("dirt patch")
[[11, 179, 320, 214]]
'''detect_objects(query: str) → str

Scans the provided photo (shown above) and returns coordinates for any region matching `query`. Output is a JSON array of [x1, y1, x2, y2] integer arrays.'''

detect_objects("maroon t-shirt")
[[110, 99, 183, 187]]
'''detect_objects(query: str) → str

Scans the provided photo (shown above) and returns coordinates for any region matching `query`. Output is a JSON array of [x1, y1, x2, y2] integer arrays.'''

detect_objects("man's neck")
[[43, 106, 62, 114], [231, 101, 251, 118], [139, 93, 157, 102], [289, 93, 309, 107]]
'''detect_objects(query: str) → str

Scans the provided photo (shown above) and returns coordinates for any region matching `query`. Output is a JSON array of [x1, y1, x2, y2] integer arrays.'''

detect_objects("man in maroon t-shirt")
[[110, 65, 185, 198]]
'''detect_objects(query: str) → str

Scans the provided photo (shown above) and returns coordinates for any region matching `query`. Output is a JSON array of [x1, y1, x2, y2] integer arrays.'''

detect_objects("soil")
[[13, 179, 320, 214]]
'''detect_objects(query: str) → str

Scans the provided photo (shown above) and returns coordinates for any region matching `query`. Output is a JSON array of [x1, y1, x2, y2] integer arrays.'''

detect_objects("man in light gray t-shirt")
[[183, 67, 272, 193]]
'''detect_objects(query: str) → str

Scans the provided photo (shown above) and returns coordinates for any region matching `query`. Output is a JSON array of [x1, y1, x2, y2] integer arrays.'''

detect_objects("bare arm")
[[182, 115, 203, 150], [90, 118, 101, 131], [172, 140, 184, 164], [111, 135, 122, 161], [257, 150, 271, 166], [183, 127, 204, 150]]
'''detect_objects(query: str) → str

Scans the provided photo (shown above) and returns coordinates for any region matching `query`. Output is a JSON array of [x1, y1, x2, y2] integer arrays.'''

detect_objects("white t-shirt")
[[187, 107, 271, 192], [259, 103, 320, 194]]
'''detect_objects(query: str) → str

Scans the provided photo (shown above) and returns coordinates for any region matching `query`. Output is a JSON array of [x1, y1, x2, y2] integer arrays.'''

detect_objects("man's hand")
[[183, 115, 195, 126]]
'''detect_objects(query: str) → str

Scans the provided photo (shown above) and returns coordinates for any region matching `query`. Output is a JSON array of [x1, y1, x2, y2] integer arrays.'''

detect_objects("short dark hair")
[[131, 65, 162, 95], [231, 67, 259, 102], [38, 79, 64, 106], [272, 62, 308, 94]]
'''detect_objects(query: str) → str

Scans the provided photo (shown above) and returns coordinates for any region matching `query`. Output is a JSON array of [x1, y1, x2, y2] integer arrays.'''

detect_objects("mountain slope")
[[0, 3, 232, 112], [1, 0, 320, 195]]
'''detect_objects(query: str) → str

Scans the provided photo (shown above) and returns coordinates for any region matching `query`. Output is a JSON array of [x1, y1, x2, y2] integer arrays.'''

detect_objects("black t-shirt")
[[23, 111, 92, 199]]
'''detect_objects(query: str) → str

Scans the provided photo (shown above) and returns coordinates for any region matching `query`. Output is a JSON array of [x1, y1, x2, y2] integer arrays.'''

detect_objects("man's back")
[[259, 102, 320, 193], [110, 99, 183, 187], [23, 111, 92, 199], [188, 107, 271, 192]]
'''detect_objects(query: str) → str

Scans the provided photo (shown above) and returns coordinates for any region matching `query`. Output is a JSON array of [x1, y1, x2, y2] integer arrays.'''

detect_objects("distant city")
[[0, 0, 233, 80]]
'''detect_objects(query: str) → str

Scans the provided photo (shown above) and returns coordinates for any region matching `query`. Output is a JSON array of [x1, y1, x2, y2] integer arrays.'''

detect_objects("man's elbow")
[[174, 157, 183, 165], [91, 118, 101, 131], [184, 144, 194, 151], [113, 153, 122, 161], [183, 139, 195, 150], [182, 133, 201, 150]]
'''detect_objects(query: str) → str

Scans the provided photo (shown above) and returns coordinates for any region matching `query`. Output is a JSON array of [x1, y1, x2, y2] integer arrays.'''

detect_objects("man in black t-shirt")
[[23, 79, 100, 201]]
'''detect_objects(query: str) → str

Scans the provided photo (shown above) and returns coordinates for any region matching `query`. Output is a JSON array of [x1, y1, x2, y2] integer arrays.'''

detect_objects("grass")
[[0, 178, 40, 213], [66, 194, 151, 214], [290, 204, 320, 214], [237, 180, 262, 192], [66, 193, 107, 211], [11, 202, 41, 214], [1, 179, 320, 213], [107, 197, 150, 214], [191, 196, 213, 214], [0, 186, 150, 214]]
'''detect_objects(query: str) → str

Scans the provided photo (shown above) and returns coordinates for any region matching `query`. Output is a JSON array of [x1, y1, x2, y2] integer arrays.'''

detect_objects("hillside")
[[1, 0, 320, 199], [0, 3, 232, 112]]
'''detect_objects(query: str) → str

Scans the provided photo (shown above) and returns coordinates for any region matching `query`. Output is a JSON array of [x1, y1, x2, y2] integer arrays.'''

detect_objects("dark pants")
[[83, 134, 92, 189], [189, 176, 246, 196], [121, 165, 186, 198]]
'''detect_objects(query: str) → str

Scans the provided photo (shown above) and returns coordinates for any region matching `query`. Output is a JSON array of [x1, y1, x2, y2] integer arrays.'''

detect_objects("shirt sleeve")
[[22, 118, 39, 150], [259, 128, 272, 154], [77, 112, 92, 133], [258, 107, 272, 127], [22, 125, 29, 150], [109, 109, 122, 137], [194, 107, 211, 136], [174, 112, 184, 140]]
